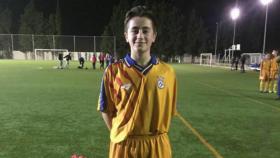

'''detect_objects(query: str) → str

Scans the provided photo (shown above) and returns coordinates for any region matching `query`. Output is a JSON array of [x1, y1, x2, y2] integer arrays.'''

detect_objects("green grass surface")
[[0, 60, 279, 158]]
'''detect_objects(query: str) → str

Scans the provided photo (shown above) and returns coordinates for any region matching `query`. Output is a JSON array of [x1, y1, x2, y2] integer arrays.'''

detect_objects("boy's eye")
[[131, 30, 138, 33], [143, 30, 148, 34]]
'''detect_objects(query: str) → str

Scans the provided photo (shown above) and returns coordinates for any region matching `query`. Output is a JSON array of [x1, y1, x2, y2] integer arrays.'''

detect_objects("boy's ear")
[[152, 32, 157, 43], [124, 32, 129, 43]]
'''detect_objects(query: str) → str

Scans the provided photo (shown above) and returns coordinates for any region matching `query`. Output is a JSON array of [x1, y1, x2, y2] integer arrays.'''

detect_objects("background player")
[[269, 50, 279, 93], [259, 53, 271, 93]]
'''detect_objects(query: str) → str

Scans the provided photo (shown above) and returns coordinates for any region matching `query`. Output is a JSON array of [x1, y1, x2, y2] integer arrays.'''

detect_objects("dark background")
[[1, 0, 279, 51]]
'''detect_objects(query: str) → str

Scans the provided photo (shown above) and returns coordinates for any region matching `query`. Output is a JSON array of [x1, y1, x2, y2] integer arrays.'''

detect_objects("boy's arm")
[[101, 112, 112, 131], [98, 65, 116, 131]]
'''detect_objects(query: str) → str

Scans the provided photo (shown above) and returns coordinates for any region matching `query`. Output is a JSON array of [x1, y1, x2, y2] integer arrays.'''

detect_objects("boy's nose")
[[137, 30, 144, 38]]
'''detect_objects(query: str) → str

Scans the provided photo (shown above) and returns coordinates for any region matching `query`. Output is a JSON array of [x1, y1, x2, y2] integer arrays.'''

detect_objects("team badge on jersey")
[[157, 76, 165, 89]]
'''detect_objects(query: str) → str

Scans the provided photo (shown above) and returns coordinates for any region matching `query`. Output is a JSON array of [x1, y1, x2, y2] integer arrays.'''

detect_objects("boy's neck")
[[131, 51, 151, 67]]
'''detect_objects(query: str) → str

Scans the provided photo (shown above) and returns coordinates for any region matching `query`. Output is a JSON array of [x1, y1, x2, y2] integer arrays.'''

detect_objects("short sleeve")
[[171, 70, 178, 116], [97, 67, 116, 116]]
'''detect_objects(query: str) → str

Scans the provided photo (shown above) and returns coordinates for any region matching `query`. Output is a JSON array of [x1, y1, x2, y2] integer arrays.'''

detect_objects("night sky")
[[1, 0, 280, 48]]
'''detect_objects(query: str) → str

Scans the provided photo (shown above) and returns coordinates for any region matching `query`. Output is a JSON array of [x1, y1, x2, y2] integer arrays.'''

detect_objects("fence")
[[170, 52, 262, 66], [0, 34, 116, 60]]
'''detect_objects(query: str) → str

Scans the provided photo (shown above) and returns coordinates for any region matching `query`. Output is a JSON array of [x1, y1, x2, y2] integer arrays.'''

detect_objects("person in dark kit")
[[58, 53, 64, 69], [230, 57, 235, 71], [234, 56, 239, 70], [78, 56, 85, 69], [110, 56, 115, 64], [105, 53, 112, 68], [240, 54, 247, 73], [99, 52, 105, 70], [64, 53, 72, 68], [91, 53, 97, 69]]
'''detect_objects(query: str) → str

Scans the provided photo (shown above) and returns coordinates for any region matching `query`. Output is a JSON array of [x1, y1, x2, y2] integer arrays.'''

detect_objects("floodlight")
[[260, 0, 273, 5], [230, 8, 240, 20]]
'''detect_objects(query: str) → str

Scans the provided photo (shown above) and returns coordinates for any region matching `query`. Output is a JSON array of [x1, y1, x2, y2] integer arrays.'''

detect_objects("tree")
[[0, 7, 13, 58], [218, 21, 232, 53], [55, 0, 62, 35], [48, 0, 62, 49], [19, 0, 44, 34], [184, 9, 209, 56], [100, 26, 115, 55], [150, 1, 185, 58], [239, 13, 262, 52], [149, 1, 172, 57], [49, 0, 61, 35], [103, 0, 130, 58], [19, 0, 46, 51], [0, 8, 12, 33]]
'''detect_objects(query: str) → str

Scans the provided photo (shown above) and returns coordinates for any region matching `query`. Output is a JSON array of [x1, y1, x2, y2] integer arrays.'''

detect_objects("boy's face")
[[124, 16, 157, 54], [272, 50, 278, 57]]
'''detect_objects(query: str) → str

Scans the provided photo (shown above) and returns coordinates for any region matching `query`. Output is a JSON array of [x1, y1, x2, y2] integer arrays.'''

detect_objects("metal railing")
[[0, 34, 116, 59]]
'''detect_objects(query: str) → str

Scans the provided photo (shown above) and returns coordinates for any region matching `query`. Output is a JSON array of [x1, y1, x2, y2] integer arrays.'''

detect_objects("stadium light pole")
[[230, 7, 240, 47], [230, 7, 240, 61], [260, 0, 273, 55], [214, 22, 219, 58]]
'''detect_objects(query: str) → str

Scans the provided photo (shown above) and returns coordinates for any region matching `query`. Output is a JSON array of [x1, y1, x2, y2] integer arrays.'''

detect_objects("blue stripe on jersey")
[[124, 53, 158, 67], [150, 54, 157, 64], [124, 54, 136, 66], [124, 53, 158, 74], [98, 78, 106, 112]]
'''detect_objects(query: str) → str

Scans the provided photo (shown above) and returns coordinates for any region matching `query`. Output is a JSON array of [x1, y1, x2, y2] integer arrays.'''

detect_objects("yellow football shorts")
[[260, 71, 270, 81], [109, 133, 172, 158]]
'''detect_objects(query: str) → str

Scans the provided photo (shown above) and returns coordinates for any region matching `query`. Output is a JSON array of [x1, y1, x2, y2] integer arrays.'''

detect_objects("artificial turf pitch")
[[0, 60, 279, 158]]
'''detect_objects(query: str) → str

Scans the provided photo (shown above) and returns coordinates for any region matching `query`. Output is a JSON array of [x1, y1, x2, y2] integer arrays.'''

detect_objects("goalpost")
[[241, 53, 262, 64], [200, 53, 213, 67], [34, 49, 69, 60]]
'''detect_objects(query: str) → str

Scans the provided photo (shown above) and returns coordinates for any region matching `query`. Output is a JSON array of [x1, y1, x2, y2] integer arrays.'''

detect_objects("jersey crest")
[[157, 76, 165, 89]]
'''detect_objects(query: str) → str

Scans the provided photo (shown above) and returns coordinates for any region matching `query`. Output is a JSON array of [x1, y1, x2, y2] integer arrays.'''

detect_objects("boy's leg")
[[263, 72, 270, 92], [268, 80, 273, 93], [60, 60, 63, 69], [270, 79, 277, 93], [259, 80, 264, 92], [64, 61, 68, 68], [264, 80, 269, 93], [269, 72, 276, 93], [274, 79, 278, 93]]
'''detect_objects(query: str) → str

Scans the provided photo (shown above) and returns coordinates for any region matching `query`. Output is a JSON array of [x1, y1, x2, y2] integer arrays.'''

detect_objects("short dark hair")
[[124, 5, 157, 32]]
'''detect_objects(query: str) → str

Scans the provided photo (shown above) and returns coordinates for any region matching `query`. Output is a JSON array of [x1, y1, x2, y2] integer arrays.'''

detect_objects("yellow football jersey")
[[260, 59, 271, 71], [98, 54, 177, 143], [270, 57, 279, 71]]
